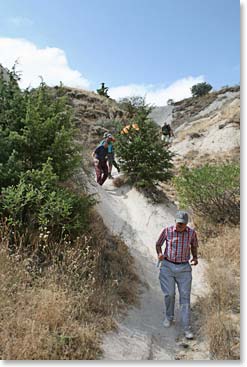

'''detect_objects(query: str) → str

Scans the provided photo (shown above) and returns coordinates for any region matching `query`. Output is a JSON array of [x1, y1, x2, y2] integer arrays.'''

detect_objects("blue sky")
[[0, 0, 240, 105]]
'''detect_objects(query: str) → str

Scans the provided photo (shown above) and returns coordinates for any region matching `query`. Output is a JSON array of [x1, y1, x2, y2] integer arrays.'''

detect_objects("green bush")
[[97, 119, 122, 134], [116, 110, 174, 189], [0, 69, 81, 190], [1, 161, 94, 240], [118, 96, 152, 119], [96, 82, 109, 98], [191, 82, 213, 97], [173, 163, 240, 224], [0, 67, 28, 187], [0, 67, 97, 267]]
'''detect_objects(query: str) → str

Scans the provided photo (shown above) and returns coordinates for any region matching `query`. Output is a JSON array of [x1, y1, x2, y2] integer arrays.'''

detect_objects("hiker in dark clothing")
[[106, 134, 120, 178], [92, 141, 108, 185], [107, 139, 120, 178], [101, 133, 120, 179], [161, 122, 174, 143]]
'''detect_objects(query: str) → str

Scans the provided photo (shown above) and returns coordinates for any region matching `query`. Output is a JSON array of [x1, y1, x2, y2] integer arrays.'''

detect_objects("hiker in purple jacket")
[[92, 141, 108, 185]]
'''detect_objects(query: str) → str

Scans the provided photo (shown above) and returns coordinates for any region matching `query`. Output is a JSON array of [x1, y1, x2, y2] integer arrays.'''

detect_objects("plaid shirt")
[[156, 225, 198, 263]]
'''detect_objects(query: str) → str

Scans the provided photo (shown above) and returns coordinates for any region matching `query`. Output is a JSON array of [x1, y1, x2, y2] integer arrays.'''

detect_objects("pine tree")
[[22, 82, 81, 179], [116, 110, 174, 189], [96, 82, 109, 98], [118, 96, 151, 118], [191, 82, 212, 97], [0, 69, 81, 189], [0, 65, 27, 187]]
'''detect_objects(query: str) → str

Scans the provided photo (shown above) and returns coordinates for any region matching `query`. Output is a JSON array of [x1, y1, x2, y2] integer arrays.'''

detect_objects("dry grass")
[[198, 225, 240, 360], [175, 93, 239, 143], [173, 148, 240, 173], [176, 115, 214, 142], [219, 98, 240, 125], [0, 272, 102, 360], [0, 211, 139, 360], [206, 313, 240, 360]]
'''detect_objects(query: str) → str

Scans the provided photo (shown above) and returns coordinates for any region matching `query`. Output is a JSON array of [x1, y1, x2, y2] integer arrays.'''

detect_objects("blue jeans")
[[159, 259, 192, 330]]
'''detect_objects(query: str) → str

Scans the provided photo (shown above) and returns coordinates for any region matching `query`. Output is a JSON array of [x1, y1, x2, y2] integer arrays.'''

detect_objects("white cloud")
[[0, 37, 205, 104], [0, 37, 90, 89], [109, 76, 205, 106]]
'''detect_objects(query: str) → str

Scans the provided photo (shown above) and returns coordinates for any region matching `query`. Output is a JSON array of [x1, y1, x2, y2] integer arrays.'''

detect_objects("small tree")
[[96, 82, 109, 98], [22, 81, 81, 180], [0, 66, 29, 188], [118, 96, 152, 119], [0, 68, 81, 189], [0, 68, 94, 245], [167, 98, 174, 106], [191, 82, 213, 97], [116, 109, 173, 189]]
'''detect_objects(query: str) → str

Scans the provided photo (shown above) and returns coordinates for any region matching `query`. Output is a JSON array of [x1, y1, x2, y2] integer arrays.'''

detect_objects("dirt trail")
[[87, 172, 209, 360]]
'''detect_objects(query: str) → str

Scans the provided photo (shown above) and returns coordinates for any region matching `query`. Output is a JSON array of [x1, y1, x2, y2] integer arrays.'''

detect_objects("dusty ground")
[[87, 170, 209, 360]]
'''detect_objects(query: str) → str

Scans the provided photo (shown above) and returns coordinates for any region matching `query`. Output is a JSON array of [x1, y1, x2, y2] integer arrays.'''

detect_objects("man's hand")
[[190, 257, 198, 266], [158, 253, 164, 261]]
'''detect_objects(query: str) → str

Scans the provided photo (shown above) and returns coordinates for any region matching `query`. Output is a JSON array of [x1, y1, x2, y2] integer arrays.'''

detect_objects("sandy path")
[[87, 171, 209, 360]]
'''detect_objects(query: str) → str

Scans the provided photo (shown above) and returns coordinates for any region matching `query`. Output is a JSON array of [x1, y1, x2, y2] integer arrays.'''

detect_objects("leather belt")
[[165, 258, 188, 265]]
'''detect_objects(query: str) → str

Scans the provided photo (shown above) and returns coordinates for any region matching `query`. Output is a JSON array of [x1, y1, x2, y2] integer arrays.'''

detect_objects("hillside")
[[69, 85, 239, 360], [65, 87, 127, 152], [0, 79, 240, 360], [65, 84, 240, 170], [151, 86, 240, 169]]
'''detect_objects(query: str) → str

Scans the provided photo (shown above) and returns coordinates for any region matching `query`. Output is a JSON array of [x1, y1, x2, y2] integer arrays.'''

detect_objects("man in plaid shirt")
[[156, 210, 198, 339]]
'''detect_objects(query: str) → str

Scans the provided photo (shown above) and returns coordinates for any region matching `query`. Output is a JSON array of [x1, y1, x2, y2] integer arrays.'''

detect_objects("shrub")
[[0, 69, 81, 190], [96, 119, 122, 135], [21, 82, 81, 180], [118, 96, 152, 119], [173, 163, 240, 224], [167, 98, 174, 106], [0, 161, 94, 241], [96, 82, 109, 98], [116, 110, 174, 189], [191, 82, 213, 97], [0, 66, 28, 187]]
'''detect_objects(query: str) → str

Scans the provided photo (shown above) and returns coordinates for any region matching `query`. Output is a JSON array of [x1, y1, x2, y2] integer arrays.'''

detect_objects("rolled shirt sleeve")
[[191, 230, 198, 248], [156, 228, 167, 247]]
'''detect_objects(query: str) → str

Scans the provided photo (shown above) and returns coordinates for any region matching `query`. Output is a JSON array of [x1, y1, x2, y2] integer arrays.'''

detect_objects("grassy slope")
[[0, 86, 240, 360], [0, 210, 139, 359], [0, 89, 138, 360]]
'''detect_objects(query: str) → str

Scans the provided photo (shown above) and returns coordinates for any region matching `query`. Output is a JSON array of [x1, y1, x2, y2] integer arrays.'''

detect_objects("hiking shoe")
[[117, 167, 120, 173], [163, 318, 172, 328], [184, 329, 194, 339]]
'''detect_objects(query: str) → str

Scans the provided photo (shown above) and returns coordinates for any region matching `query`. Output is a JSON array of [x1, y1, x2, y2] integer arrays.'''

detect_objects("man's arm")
[[92, 148, 99, 163], [190, 231, 198, 265], [156, 228, 167, 260]]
